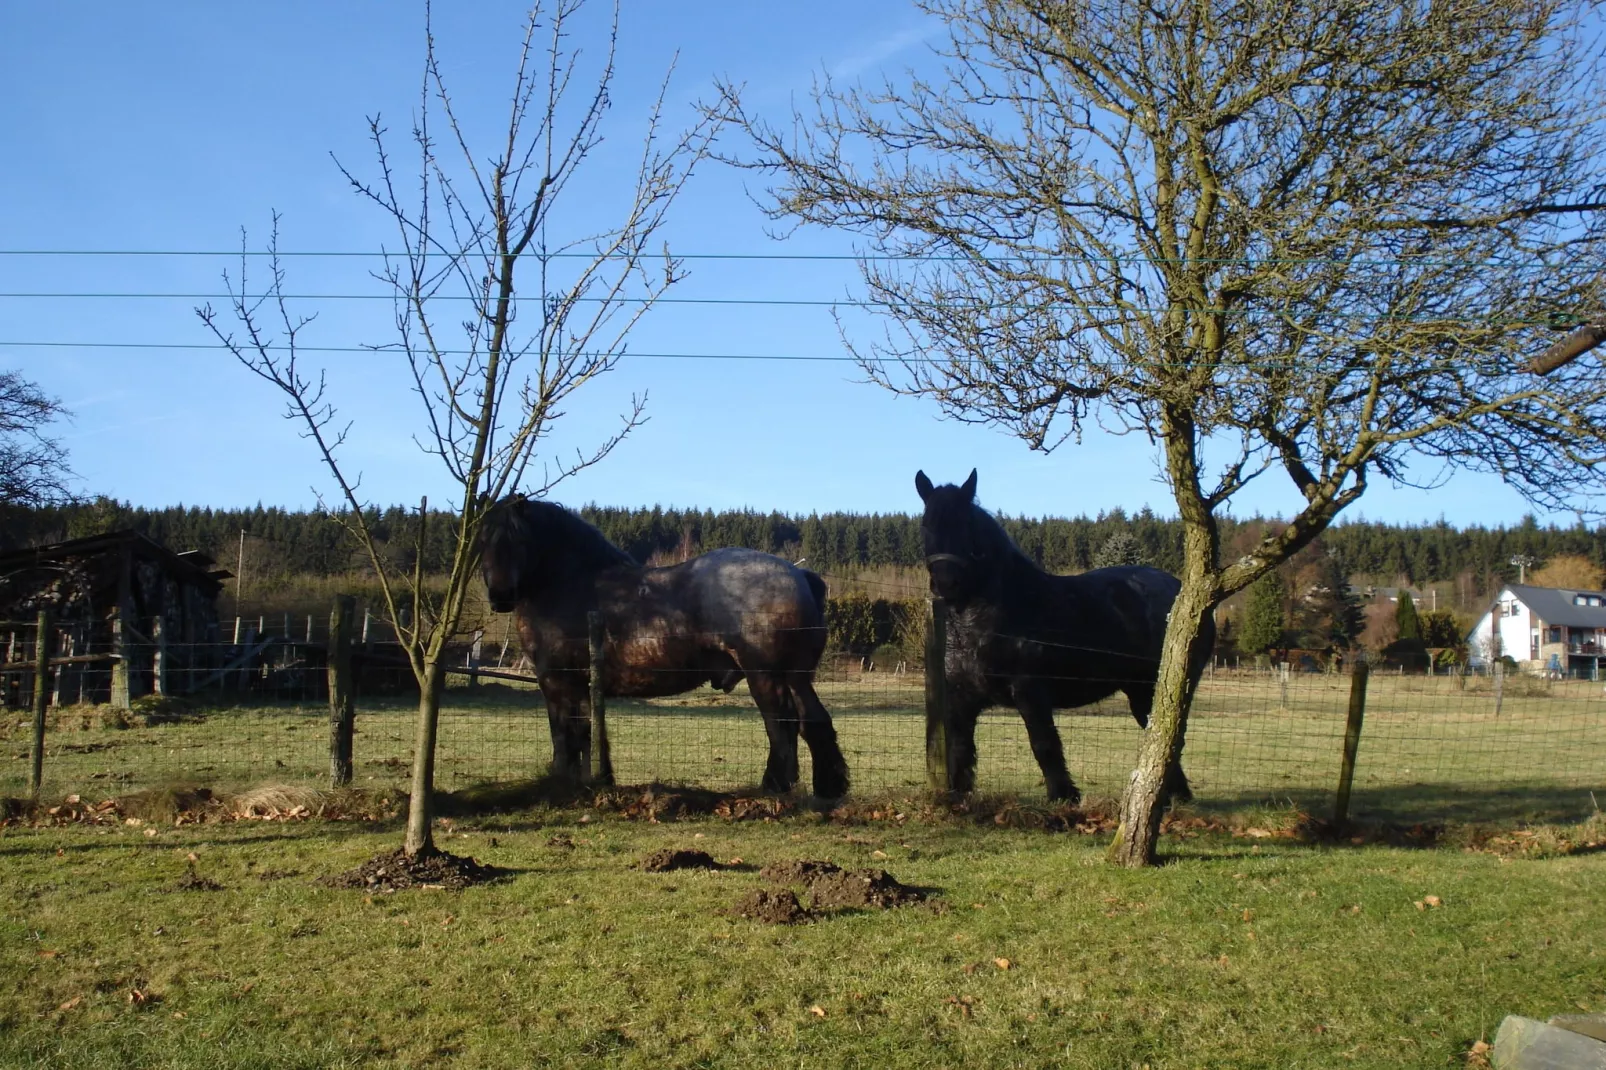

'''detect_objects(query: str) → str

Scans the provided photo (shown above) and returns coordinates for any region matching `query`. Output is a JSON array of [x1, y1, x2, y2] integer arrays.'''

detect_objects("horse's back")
[[670, 548, 826, 656]]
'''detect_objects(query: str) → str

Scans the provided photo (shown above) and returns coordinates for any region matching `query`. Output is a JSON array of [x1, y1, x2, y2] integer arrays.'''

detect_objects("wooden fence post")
[[1278, 662, 1290, 710], [588, 612, 613, 786], [327, 595, 356, 787], [925, 598, 950, 793], [1332, 659, 1370, 828], [28, 610, 50, 798], [109, 605, 130, 708], [151, 616, 167, 696], [468, 629, 483, 689]]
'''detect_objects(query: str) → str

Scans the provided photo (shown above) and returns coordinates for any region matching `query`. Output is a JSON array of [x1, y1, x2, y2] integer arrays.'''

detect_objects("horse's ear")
[[960, 469, 978, 501], [914, 470, 934, 502]]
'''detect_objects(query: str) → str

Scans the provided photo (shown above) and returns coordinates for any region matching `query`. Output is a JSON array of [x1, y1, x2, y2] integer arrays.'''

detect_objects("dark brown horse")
[[917, 469, 1208, 804], [479, 496, 849, 798]]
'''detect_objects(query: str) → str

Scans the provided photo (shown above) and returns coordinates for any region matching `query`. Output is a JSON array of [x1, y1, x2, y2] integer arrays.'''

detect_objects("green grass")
[[0, 807, 1602, 1068], [5, 669, 1603, 825]]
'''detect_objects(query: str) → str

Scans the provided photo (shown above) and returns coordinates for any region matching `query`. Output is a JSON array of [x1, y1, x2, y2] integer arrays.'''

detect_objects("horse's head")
[[914, 468, 991, 602], [478, 495, 531, 613]]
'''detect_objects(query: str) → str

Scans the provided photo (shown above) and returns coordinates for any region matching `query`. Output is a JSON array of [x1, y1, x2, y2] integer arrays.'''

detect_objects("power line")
[[0, 248, 1567, 269], [0, 292, 1582, 325], [0, 338, 1572, 368]]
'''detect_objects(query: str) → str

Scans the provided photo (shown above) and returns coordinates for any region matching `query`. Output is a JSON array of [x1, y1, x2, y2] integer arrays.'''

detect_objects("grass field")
[[0, 803, 1602, 1069], [4, 669, 1604, 824]]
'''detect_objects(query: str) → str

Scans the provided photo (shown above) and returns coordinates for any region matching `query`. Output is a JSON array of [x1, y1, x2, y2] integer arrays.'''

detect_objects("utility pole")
[[1510, 554, 1536, 585], [236, 529, 246, 615]]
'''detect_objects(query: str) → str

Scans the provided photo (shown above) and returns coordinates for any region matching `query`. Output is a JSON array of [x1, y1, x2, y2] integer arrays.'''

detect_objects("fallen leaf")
[[185, 852, 198, 863], [729, 857, 743, 865], [143, 828, 157, 838], [1414, 901, 1426, 911], [57, 996, 82, 1012], [993, 958, 1012, 970], [37, 949, 58, 959], [1349, 905, 1362, 914], [810, 1006, 826, 1018], [1242, 909, 1253, 922], [65, 794, 80, 804], [1424, 895, 1442, 908], [962, 963, 977, 975], [873, 850, 888, 858]]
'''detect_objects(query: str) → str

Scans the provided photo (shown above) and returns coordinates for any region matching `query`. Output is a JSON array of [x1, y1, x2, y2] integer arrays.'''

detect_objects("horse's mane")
[[484, 497, 635, 574], [967, 501, 1024, 565]]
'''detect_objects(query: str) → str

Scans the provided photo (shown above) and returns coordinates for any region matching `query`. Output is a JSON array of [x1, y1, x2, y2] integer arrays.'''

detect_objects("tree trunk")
[[403, 657, 445, 858], [1108, 573, 1219, 868]]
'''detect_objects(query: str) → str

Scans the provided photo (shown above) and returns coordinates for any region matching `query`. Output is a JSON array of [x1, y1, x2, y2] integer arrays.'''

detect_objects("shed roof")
[[1505, 583, 1606, 628], [0, 529, 233, 591]]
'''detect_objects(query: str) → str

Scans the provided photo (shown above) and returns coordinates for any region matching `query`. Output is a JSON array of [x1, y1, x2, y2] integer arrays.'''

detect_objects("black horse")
[[916, 469, 1210, 804], [479, 496, 849, 798]]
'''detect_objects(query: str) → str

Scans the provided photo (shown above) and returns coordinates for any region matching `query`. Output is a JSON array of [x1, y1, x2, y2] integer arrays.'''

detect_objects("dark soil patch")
[[253, 869, 300, 882], [320, 848, 502, 892], [759, 859, 843, 884], [806, 868, 927, 910], [171, 864, 225, 892], [731, 887, 810, 924], [639, 848, 721, 872]]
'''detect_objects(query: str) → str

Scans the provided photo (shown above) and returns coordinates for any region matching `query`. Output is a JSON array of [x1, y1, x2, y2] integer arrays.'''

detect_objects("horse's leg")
[[945, 695, 982, 795], [747, 671, 801, 794], [790, 675, 849, 799], [1125, 684, 1192, 805], [1015, 690, 1077, 804], [541, 677, 589, 784]]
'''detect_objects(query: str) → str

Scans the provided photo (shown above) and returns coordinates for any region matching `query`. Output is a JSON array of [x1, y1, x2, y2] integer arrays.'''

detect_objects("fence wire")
[[2, 613, 1604, 825]]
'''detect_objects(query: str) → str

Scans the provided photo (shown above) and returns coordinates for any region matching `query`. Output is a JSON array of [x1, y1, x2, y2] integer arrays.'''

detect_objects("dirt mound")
[[807, 868, 926, 910], [171, 863, 224, 892], [732, 888, 810, 924], [759, 859, 843, 884], [759, 858, 928, 911], [320, 848, 502, 892], [639, 848, 721, 872]]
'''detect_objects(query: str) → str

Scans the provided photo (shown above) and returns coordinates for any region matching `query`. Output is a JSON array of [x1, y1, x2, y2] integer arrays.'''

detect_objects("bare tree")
[[719, 0, 1606, 864], [0, 370, 74, 508], [200, 0, 723, 862]]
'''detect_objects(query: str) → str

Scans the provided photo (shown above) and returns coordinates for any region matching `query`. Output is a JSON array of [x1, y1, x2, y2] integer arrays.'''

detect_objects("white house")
[[1466, 583, 1606, 678]]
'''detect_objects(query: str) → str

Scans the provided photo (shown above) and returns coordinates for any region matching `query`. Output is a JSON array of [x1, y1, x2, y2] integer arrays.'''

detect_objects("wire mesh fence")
[[3, 610, 1604, 825]]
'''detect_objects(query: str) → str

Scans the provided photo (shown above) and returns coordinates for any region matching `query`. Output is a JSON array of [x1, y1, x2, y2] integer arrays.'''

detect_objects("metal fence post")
[[28, 609, 50, 798], [1493, 660, 1505, 717], [925, 598, 950, 793], [588, 611, 613, 786], [1332, 659, 1370, 828], [328, 595, 356, 787]]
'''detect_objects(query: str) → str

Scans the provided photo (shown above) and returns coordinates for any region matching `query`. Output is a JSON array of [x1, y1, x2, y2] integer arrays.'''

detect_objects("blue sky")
[[0, 1, 1587, 526]]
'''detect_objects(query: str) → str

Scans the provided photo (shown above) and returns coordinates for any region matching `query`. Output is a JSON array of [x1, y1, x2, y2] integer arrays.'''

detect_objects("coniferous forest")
[[4, 495, 1603, 598]]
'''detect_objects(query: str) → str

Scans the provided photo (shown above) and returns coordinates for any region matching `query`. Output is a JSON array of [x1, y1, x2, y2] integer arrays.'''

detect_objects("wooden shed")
[[0, 530, 232, 706]]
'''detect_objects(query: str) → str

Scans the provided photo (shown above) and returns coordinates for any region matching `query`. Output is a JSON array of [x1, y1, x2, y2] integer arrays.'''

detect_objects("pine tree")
[[1296, 555, 1362, 651], [1091, 529, 1145, 569], [1395, 589, 1423, 642], [1239, 572, 1287, 657]]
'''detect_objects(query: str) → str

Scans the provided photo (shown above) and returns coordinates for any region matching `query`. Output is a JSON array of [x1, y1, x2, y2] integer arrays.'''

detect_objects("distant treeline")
[[5, 497, 1605, 588]]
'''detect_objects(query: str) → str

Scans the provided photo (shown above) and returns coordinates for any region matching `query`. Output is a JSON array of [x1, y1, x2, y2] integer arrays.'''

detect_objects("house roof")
[[1504, 583, 1606, 628]]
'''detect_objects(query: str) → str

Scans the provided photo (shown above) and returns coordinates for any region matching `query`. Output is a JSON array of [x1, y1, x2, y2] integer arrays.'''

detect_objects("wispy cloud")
[[828, 24, 931, 81]]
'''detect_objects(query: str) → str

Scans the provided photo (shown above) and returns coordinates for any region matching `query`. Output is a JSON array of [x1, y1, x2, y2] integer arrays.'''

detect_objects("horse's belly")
[[605, 636, 720, 699]]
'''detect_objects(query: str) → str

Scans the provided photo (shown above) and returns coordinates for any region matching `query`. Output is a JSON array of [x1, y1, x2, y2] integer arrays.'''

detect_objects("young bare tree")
[[718, 0, 1606, 864], [200, 1, 723, 862], [0, 370, 74, 508]]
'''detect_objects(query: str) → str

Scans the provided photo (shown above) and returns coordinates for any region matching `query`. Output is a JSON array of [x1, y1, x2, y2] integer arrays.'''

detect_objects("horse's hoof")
[[1048, 785, 1082, 806], [812, 770, 850, 800]]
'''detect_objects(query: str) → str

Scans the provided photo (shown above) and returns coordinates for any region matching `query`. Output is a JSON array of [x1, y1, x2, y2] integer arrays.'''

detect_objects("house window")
[[1549, 626, 1562, 643], [1509, 603, 1522, 616]]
